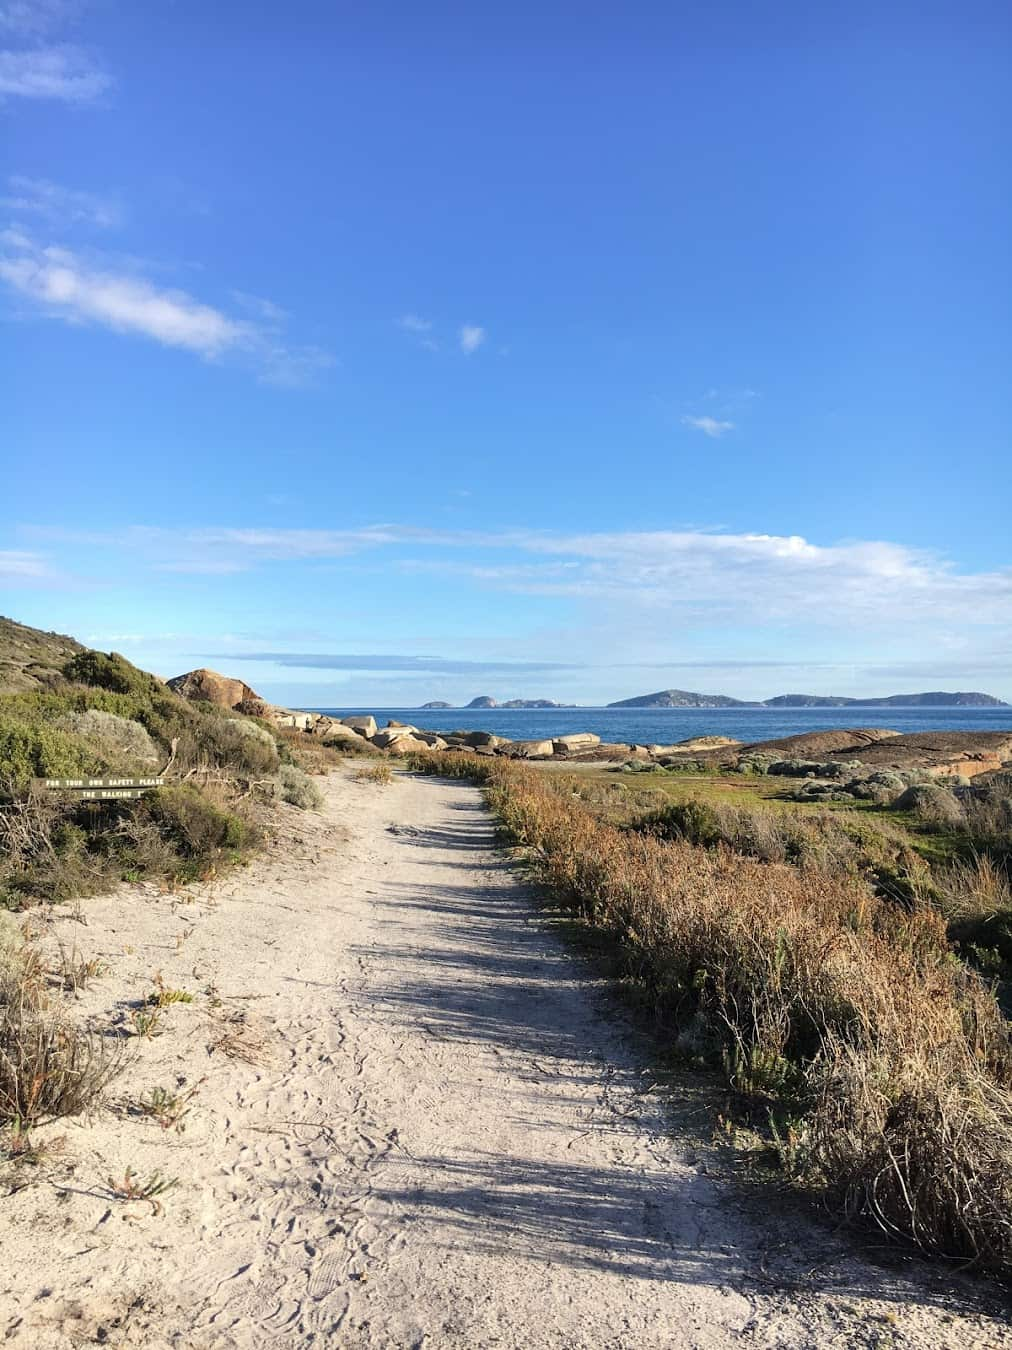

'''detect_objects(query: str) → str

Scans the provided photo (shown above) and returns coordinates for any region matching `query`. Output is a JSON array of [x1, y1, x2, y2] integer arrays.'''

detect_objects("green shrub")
[[56, 709, 159, 768], [276, 764, 323, 809], [634, 799, 724, 848], [0, 712, 97, 785], [895, 783, 964, 828], [144, 784, 259, 860], [322, 733, 376, 756], [63, 649, 161, 698], [173, 714, 280, 777], [0, 646, 287, 904]]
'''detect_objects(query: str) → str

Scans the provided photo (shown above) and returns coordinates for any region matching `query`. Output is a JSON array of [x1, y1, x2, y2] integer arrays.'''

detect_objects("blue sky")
[[2, 0, 1011, 706]]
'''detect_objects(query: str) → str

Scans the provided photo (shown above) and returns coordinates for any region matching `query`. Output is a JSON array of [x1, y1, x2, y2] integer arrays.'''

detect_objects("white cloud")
[[0, 232, 334, 382], [19, 524, 1012, 636], [0, 239, 248, 356], [0, 43, 108, 101], [459, 323, 485, 354], [2, 174, 121, 227], [397, 313, 432, 334], [681, 414, 734, 438]]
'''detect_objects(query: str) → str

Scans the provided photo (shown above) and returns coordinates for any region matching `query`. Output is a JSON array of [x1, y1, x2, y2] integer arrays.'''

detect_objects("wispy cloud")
[[0, 236, 248, 356], [0, 548, 70, 586], [0, 43, 108, 101], [681, 414, 734, 438], [208, 652, 575, 675], [231, 290, 288, 323], [0, 548, 51, 578], [2, 174, 121, 227], [18, 523, 1012, 637], [22, 524, 416, 575], [1, 1, 110, 102], [396, 313, 438, 350], [397, 313, 432, 334], [459, 323, 485, 354], [0, 1, 79, 37], [0, 231, 334, 384]]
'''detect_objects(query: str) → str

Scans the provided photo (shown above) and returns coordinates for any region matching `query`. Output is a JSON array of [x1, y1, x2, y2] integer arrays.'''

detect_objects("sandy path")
[[2, 767, 1009, 1348]]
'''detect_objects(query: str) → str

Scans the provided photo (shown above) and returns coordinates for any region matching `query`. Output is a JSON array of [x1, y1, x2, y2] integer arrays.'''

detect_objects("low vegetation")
[[0, 916, 123, 1127], [407, 749, 1012, 1278], [0, 647, 332, 911], [355, 762, 395, 785]]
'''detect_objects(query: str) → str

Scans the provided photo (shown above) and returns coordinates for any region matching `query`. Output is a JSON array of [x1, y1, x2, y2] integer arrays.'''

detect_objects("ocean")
[[302, 705, 1012, 745]]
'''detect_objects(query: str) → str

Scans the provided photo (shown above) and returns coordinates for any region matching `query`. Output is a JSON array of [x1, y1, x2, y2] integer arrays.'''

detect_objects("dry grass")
[[51, 943, 108, 995], [408, 750, 1012, 1277], [0, 922, 124, 1125], [355, 763, 395, 785], [206, 1007, 272, 1065]]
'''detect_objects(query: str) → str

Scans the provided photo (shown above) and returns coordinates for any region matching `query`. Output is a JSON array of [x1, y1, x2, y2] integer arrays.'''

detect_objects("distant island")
[[419, 696, 577, 710], [607, 688, 1008, 709], [764, 691, 1009, 708], [609, 689, 751, 709], [418, 688, 1007, 711]]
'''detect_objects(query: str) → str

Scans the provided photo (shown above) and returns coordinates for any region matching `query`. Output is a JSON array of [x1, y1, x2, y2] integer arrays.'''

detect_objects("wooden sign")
[[37, 777, 165, 790], [77, 789, 150, 801], [34, 777, 165, 800]]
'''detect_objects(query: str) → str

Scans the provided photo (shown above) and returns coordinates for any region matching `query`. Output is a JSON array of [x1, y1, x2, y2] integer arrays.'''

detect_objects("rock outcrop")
[[552, 733, 601, 754], [506, 739, 556, 759], [341, 716, 378, 739], [167, 668, 265, 712], [827, 732, 1012, 780]]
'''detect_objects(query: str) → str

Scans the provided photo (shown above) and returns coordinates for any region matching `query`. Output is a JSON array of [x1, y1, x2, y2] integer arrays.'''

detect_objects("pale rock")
[[342, 716, 378, 738], [508, 739, 556, 759], [372, 727, 418, 749], [552, 733, 601, 753], [386, 735, 435, 755]]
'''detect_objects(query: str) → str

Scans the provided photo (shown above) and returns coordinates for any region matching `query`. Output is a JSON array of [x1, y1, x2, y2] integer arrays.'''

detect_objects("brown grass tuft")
[[355, 763, 394, 785], [0, 925, 124, 1125]]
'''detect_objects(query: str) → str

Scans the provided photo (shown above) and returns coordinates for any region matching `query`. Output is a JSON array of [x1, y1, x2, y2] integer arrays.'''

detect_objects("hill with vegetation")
[[0, 615, 89, 694], [765, 691, 1007, 708], [0, 618, 330, 910], [608, 689, 756, 708], [610, 687, 1008, 708]]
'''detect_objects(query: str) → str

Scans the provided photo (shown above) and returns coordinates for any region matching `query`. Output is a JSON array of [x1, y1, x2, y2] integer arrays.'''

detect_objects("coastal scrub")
[[407, 750, 1012, 1277]]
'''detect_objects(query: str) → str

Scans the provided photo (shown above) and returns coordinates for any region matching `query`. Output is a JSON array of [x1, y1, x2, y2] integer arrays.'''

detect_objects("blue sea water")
[[303, 705, 1012, 746]]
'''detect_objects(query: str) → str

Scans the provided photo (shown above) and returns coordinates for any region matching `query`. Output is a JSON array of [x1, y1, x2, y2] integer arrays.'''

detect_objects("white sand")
[[2, 765, 1009, 1348]]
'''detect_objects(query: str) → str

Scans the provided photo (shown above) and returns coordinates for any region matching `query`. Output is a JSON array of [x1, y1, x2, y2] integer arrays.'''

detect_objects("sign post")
[[34, 777, 165, 802]]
